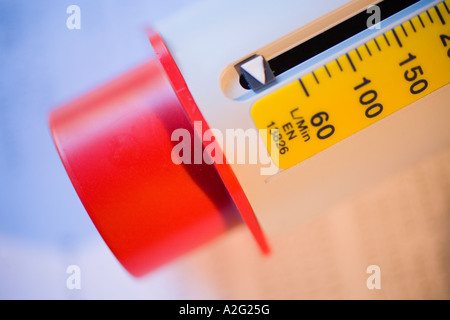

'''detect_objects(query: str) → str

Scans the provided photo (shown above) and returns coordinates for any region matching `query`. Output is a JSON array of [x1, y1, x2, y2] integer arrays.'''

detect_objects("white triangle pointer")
[[241, 56, 266, 85]]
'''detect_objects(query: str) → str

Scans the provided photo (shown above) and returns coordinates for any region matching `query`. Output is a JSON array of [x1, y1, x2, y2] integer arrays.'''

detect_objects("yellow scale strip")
[[252, 1, 450, 169]]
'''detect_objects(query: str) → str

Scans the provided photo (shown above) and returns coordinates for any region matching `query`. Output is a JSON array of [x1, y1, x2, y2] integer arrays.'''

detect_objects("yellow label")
[[252, 1, 450, 169]]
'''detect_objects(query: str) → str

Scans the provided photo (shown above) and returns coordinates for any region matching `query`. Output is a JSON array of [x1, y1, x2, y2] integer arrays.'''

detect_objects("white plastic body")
[[155, 0, 450, 238]]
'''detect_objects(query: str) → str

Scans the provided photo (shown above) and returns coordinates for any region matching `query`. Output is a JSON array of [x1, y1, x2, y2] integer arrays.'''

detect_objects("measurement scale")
[[251, 1, 450, 169]]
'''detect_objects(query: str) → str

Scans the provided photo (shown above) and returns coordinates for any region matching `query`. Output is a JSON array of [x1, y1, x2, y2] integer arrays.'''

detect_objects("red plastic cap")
[[49, 58, 240, 277], [149, 31, 270, 256]]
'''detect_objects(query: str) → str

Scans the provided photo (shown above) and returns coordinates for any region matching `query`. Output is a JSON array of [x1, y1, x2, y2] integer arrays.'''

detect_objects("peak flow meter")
[[49, 0, 450, 277]]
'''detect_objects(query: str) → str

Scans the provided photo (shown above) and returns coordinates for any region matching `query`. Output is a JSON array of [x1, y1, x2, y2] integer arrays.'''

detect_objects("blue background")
[[0, 0, 203, 299]]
